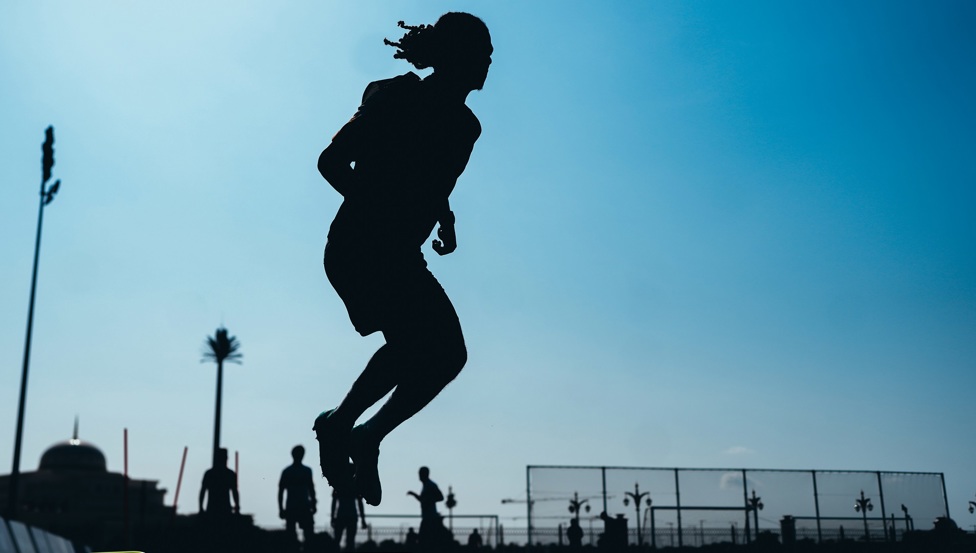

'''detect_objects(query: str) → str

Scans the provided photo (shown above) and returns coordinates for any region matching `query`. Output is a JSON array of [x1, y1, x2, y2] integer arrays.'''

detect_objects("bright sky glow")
[[1, 1, 974, 532]]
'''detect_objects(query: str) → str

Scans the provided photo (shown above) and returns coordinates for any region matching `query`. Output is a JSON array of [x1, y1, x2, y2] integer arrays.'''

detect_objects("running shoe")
[[313, 409, 353, 493]]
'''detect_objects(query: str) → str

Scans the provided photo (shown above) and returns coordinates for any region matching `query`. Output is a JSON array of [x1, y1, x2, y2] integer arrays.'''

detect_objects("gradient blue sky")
[[1, 1, 974, 532]]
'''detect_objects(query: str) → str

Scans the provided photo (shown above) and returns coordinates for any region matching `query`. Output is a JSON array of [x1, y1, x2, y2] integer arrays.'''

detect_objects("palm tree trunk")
[[213, 358, 223, 467]]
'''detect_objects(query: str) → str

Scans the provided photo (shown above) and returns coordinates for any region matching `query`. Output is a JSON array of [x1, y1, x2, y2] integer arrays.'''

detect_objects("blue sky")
[[1, 1, 974, 533]]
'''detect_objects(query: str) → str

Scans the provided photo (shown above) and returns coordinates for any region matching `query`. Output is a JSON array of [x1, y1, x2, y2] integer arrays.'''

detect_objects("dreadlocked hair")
[[383, 21, 438, 70], [384, 13, 490, 71]]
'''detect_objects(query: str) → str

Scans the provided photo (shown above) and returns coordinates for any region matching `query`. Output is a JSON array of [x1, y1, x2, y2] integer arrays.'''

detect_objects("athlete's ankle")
[[361, 419, 394, 446]]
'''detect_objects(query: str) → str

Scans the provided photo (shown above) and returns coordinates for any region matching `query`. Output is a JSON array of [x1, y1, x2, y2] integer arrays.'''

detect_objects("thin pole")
[[213, 359, 223, 466], [7, 175, 48, 520], [812, 471, 822, 543], [674, 469, 683, 547], [601, 467, 607, 514], [525, 466, 532, 548], [650, 507, 656, 548], [940, 473, 950, 519], [876, 471, 888, 542], [742, 469, 750, 543], [124, 428, 130, 548], [173, 446, 188, 518]]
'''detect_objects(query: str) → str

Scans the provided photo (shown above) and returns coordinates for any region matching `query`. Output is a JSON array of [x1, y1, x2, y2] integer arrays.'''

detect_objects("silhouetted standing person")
[[467, 528, 483, 548], [279, 445, 317, 545], [408, 466, 447, 549], [331, 463, 368, 551], [405, 527, 419, 550], [199, 448, 240, 516], [314, 11, 493, 508], [567, 517, 584, 548]]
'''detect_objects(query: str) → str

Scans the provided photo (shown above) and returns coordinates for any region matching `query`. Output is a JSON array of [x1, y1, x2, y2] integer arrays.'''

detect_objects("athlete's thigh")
[[383, 267, 464, 348]]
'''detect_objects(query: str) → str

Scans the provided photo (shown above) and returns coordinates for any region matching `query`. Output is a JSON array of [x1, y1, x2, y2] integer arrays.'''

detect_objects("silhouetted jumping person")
[[278, 445, 317, 545], [314, 12, 493, 507]]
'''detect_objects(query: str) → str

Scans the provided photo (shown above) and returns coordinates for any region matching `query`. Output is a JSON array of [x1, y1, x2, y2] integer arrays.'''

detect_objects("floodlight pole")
[[8, 126, 61, 520]]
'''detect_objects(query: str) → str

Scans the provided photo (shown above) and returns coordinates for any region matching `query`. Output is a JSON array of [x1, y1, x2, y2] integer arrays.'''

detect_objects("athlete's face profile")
[[473, 42, 493, 90], [458, 39, 492, 91]]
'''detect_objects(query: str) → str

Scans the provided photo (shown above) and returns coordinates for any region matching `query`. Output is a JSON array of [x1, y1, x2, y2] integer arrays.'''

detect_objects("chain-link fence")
[[525, 466, 947, 547]]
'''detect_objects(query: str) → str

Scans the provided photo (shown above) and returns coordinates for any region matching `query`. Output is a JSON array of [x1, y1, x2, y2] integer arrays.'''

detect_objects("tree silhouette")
[[202, 327, 242, 466]]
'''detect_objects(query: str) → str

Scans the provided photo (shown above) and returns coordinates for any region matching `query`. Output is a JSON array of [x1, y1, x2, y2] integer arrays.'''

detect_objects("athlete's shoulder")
[[362, 72, 422, 104]]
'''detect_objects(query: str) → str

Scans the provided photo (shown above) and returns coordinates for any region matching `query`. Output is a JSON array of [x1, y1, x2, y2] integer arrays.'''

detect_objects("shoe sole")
[[313, 410, 353, 493]]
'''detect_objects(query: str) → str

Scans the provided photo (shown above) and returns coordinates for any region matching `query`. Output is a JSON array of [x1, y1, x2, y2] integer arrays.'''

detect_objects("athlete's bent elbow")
[[317, 148, 335, 180]]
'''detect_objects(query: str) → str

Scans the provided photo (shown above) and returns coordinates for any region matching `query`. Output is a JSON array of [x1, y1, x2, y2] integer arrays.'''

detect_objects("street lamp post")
[[854, 490, 873, 541], [623, 483, 651, 546], [446, 486, 457, 533], [966, 495, 976, 533], [7, 126, 62, 520], [568, 492, 590, 522]]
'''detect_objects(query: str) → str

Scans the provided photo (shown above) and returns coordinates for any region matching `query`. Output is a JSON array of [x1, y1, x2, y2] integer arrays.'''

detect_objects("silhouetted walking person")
[[199, 448, 240, 516], [408, 466, 448, 549], [314, 11, 493, 507], [331, 463, 368, 551], [279, 445, 317, 545]]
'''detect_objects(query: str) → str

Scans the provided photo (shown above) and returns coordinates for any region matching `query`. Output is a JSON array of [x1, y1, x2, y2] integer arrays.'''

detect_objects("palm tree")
[[202, 326, 242, 466]]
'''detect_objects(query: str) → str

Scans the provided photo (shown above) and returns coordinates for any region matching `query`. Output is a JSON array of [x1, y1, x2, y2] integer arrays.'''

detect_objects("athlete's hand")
[[432, 223, 457, 256]]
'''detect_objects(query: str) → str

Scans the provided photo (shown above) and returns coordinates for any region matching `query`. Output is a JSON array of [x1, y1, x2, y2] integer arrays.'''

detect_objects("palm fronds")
[[202, 327, 243, 365]]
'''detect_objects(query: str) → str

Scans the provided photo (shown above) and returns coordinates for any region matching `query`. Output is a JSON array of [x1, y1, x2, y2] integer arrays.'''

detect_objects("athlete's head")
[[291, 445, 305, 462], [215, 447, 228, 466], [418, 466, 431, 481], [384, 12, 493, 91]]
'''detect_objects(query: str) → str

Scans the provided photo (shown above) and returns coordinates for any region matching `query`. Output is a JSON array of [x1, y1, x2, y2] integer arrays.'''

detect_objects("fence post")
[[742, 469, 751, 543], [876, 471, 889, 542], [525, 466, 531, 548], [601, 467, 607, 514], [812, 470, 823, 543], [674, 468, 683, 547]]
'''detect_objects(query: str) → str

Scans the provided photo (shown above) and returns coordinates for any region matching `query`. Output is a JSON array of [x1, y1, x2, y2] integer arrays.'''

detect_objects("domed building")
[[0, 422, 172, 548]]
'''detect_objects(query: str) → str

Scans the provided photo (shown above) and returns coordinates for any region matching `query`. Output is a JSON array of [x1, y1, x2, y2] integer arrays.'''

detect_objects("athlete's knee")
[[415, 338, 465, 383], [439, 339, 466, 381]]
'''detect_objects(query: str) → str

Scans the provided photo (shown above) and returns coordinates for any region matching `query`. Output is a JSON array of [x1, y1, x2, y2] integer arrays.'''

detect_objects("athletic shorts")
[[324, 242, 461, 339]]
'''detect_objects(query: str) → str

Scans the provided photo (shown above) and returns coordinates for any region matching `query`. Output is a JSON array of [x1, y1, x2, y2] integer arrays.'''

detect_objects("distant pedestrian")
[[408, 466, 448, 548], [405, 527, 419, 549], [279, 445, 317, 544], [199, 448, 240, 516], [567, 517, 584, 548], [332, 462, 368, 551], [467, 528, 483, 548]]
